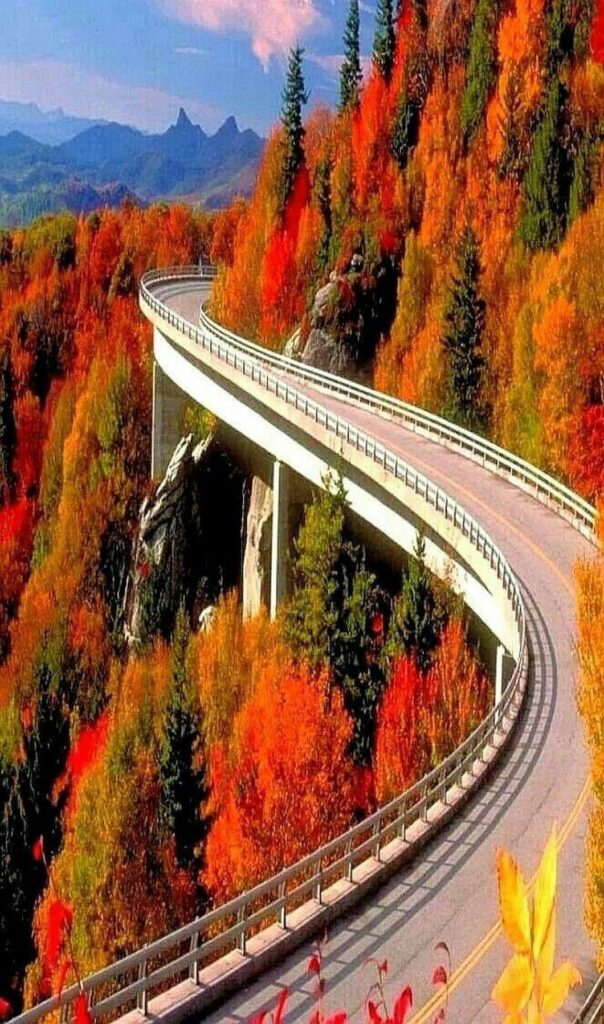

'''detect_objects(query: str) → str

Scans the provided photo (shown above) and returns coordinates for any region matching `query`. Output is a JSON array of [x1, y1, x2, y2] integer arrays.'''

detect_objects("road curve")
[[158, 281, 594, 1023]]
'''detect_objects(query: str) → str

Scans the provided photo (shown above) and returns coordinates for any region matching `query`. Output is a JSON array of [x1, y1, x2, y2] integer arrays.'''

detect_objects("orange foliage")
[[203, 660, 358, 903], [375, 622, 491, 803]]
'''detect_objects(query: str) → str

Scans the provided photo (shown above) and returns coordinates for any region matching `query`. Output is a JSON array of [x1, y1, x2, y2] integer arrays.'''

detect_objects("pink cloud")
[[159, 0, 326, 67]]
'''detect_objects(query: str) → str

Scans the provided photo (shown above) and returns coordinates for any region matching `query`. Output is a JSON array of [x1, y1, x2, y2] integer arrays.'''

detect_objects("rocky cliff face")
[[242, 476, 273, 620], [125, 433, 246, 644], [300, 254, 397, 379]]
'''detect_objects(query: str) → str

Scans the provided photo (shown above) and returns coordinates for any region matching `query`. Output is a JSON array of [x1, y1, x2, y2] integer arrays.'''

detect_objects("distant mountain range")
[[0, 103, 265, 226], [0, 100, 108, 145]]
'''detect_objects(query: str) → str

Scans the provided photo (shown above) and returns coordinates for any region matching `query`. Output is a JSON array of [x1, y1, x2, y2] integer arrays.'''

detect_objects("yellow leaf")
[[492, 954, 534, 1012], [503, 1015, 526, 1024], [532, 830, 557, 961], [497, 848, 532, 955], [541, 961, 582, 1015], [534, 904, 556, 1006]]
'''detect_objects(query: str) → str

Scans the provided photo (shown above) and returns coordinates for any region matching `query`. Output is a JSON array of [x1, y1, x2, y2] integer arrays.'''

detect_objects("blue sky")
[[0, 0, 377, 135]]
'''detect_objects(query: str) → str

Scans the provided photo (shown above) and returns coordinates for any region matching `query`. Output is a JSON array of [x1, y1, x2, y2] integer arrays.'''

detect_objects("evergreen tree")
[[391, 90, 422, 171], [569, 131, 596, 225], [285, 475, 386, 764], [498, 73, 527, 184], [340, 0, 363, 111], [280, 46, 309, 208], [159, 607, 210, 886], [0, 348, 16, 506], [373, 0, 396, 82], [442, 226, 487, 432], [519, 79, 572, 251], [386, 532, 445, 672], [460, 0, 498, 148]]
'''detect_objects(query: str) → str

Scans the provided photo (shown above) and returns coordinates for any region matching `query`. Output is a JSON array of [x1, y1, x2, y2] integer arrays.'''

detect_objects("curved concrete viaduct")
[[11, 268, 596, 1024], [144, 272, 595, 1022]]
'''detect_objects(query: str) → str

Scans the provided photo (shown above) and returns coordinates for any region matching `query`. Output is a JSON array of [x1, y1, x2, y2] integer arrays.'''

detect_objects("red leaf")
[[74, 993, 92, 1024], [32, 837, 44, 863], [249, 1013, 267, 1024], [431, 1011, 446, 1024], [367, 1002, 384, 1024], [46, 900, 74, 975], [325, 1015, 347, 1024], [0, 997, 12, 1021], [273, 988, 288, 1024], [309, 1014, 320, 1024], [432, 966, 448, 987], [379, 959, 389, 975], [393, 987, 413, 1024], [56, 959, 75, 1000], [308, 954, 321, 976]]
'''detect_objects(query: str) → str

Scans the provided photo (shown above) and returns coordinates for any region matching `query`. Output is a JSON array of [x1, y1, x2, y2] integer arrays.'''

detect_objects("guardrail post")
[[347, 836, 354, 882], [136, 957, 149, 1016], [373, 818, 382, 862], [315, 859, 323, 905], [279, 881, 287, 928], [238, 899, 248, 955], [189, 929, 200, 985]]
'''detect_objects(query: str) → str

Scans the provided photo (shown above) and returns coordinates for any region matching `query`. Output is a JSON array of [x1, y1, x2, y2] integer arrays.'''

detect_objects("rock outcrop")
[[125, 433, 245, 644], [242, 476, 273, 620], [301, 254, 397, 379]]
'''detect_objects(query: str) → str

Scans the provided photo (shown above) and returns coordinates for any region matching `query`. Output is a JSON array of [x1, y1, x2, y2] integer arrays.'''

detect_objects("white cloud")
[[158, 0, 327, 68], [174, 45, 208, 55], [0, 59, 222, 132], [307, 52, 371, 78]]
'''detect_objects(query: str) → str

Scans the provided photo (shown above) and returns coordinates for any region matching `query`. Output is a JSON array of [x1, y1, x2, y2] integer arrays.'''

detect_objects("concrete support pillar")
[[495, 643, 506, 706], [152, 352, 189, 481], [270, 460, 289, 620]]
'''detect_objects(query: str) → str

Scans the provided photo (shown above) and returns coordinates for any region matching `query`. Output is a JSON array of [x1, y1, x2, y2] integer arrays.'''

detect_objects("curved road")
[[158, 281, 594, 1023]]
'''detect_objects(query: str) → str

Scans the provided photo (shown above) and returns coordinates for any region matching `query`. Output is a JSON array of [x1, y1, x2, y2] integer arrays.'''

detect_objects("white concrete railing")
[[147, 266, 596, 539], [13, 263, 595, 1024]]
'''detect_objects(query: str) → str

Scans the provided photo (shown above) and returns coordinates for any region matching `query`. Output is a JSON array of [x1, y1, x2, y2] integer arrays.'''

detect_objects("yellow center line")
[[372, 431, 590, 1024], [409, 778, 591, 1024]]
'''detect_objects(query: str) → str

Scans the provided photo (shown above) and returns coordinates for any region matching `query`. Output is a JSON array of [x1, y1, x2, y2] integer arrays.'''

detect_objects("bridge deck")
[[157, 282, 594, 1024]]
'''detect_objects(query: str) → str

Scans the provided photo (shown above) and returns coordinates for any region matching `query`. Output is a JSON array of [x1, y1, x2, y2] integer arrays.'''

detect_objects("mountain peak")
[[176, 107, 193, 129]]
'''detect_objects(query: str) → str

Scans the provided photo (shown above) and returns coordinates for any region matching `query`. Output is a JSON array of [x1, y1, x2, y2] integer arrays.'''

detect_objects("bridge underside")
[[152, 327, 518, 679]]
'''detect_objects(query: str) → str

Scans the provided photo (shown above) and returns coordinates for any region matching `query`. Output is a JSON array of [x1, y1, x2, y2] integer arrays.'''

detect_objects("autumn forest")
[[1, 0, 604, 1018]]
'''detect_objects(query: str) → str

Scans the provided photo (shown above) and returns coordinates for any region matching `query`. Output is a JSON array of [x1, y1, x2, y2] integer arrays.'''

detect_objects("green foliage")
[[0, 347, 16, 505], [24, 212, 77, 270], [373, 0, 396, 82], [32, 382, 76, 567], [182, 403, 217, 444], [460, 0, 498, 148], [391, 91, 423, 172], [284, 474, 386, 763], [519, 78, 572, 251], [340, 0, 363, 111], [385, 532, 447, 672], [569, 131, 597, 225], [442, 226, 487, 432], [280, 46, 309, 208], [159, 607, 210, 888]]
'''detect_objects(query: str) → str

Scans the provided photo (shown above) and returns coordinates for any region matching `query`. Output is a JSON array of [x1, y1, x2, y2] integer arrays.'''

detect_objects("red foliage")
[[590, 0, 604, 61], [0, 998, 11, 1021], [569, 405, 604, 502], [74, 993, 93, 1024], [284, 166, 311, 238], [44, 899, 74, 978], [66, 714, 110, 792]]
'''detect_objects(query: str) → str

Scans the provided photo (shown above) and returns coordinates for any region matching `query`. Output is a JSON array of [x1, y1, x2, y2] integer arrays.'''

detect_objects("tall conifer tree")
[[340, 0, 363, 111], [160, 607, 210, 886], [442, 227, 486, 432], [373, 0, 396, 82], [280, 45, 309, 208], [519, 79, 571, 251]]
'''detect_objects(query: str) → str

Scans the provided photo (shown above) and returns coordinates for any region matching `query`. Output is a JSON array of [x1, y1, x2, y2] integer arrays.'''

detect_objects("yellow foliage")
[[492, 831, 581, 1021]]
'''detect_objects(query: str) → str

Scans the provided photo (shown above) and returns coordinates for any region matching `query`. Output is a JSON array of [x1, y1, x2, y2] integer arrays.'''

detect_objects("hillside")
[[213, 0, 604, 503], [0, 108, 264, 225], [0, 101, 107, 146]]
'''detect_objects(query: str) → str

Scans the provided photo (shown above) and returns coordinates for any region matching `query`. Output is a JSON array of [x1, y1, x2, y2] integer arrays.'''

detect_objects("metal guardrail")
[[575, 976, 604, 1023], [13, 264, 593, 1024], [147, 266, 596, 538]]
